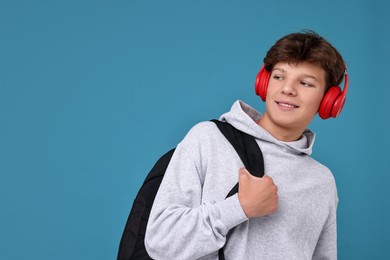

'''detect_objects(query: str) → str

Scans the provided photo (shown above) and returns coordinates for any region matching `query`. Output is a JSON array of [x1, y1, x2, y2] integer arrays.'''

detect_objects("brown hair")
[[263, 30, 345, 90]]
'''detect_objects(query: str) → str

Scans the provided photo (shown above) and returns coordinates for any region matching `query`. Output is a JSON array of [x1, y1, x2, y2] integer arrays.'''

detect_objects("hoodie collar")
[[219, 100, 315, 156]]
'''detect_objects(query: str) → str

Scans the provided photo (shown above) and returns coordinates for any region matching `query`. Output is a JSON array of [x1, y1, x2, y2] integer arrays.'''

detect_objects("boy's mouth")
[[276, 101, 299, 108]]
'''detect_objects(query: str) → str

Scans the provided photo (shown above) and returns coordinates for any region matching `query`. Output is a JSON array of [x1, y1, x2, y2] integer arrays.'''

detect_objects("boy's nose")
[[281, 82, 297, 96]]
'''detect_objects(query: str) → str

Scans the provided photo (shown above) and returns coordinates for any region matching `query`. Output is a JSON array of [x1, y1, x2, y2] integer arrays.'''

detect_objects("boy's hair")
[[263, 31, 345, 90]]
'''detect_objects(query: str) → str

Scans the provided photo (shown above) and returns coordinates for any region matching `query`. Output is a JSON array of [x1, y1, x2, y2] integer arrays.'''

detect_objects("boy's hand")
[[238, 168, 279, 218]]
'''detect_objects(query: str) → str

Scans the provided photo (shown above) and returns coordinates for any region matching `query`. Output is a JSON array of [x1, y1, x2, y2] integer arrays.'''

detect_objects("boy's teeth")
[[279, 102, 295, 108]]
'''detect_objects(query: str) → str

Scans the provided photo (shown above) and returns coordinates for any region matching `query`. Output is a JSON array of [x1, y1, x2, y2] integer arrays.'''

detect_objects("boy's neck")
[[257, 116, 305, 142]]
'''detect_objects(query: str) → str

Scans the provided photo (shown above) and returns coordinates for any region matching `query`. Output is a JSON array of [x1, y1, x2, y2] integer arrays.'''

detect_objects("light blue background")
[[1, 0, 389, 259]]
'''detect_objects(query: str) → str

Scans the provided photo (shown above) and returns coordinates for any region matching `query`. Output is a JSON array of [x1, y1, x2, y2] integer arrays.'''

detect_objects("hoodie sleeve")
[[312, 190, 338, 260], [145, 122, 248, 260]]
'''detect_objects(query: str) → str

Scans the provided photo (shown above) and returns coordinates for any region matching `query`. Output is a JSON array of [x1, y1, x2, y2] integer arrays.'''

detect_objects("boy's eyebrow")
[[302, 73, 320, 83], [272, 67, 286, 73]]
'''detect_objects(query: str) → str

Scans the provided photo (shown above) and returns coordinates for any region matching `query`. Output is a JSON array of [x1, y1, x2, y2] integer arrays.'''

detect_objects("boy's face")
[[262, 61, 326, 137]]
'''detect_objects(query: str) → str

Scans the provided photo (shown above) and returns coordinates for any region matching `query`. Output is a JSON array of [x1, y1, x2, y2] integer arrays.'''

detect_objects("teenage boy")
[[145, 31, 347, 259]]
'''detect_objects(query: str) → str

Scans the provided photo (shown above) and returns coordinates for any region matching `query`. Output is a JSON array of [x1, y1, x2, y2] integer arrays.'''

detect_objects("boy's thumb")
[[239, 168, 250, 179]]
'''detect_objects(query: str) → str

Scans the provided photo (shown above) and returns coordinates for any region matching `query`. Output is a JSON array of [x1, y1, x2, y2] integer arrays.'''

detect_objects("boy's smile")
[[258, 61, 326, 141], [275, 100, 299, 110]]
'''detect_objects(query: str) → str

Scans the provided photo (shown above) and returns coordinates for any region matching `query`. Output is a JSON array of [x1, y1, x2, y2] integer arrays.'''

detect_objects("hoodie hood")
[[219, 100, 315, 156]]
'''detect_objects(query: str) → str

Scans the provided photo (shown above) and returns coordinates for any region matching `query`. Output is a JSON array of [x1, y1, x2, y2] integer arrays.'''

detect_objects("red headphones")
[[255, 64, 349, 120]]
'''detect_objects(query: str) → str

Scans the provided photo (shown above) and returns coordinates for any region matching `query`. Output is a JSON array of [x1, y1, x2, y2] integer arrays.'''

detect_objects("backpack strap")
[[210, 119, 264, 260], [211, 119, 264, 179]]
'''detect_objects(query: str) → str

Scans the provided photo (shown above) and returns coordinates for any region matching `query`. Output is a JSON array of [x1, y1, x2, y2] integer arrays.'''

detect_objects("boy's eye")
[[301, 81, 314, 87]]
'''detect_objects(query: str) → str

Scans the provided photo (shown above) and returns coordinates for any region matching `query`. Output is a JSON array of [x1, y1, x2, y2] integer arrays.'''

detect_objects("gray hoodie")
[[145, 100, 338, 260]]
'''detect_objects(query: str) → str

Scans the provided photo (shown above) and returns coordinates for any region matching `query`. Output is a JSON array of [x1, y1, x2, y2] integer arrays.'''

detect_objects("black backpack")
[[117, 120, 264, 260]]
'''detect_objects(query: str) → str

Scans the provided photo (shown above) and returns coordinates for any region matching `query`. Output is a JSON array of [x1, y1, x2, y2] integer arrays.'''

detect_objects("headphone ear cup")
[[331, 91, 347, 118], [255, 65, 270, 101], [318, 86, 342, 120]]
